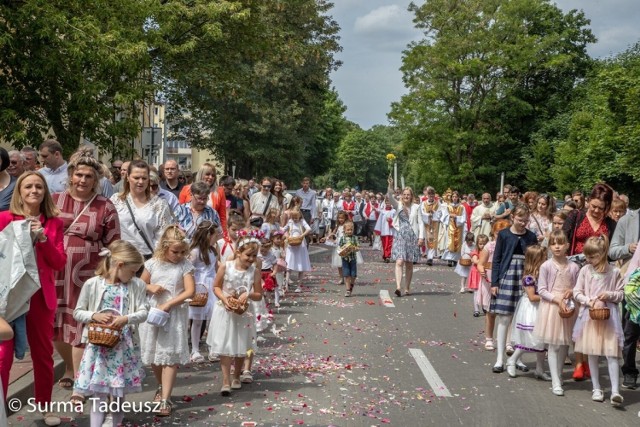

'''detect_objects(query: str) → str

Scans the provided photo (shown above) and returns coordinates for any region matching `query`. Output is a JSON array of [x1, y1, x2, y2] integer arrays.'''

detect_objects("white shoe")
[[506, 362, 517, 378], [552, 386, 564, 396], [610, 393, 624, 407], [533, 371, 552, 381], [294, 287, 301, 293], [592, 389, 604, 402]]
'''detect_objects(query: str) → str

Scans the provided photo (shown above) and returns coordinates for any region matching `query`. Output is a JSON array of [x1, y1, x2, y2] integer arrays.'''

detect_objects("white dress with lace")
[[139, 258, 194, 365], [206, 261, 257, 357]]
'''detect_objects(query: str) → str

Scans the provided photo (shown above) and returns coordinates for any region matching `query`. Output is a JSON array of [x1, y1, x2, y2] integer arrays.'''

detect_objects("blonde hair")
[[289, 208, 302, 221], [9, 171, 60, 218], [96, 240, 144, 277], [583, 235, 609, 273], [547, 229, 568, 246], [477, 234, 489, 247], [67, 146, 104, 192], [523, 245, 547, 278], [154, 225, 189, 260]]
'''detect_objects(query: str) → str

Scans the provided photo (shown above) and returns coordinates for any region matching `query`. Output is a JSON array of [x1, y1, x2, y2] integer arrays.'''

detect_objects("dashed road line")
[[409, 348, 452, 397], [379, 289, 395, 307]]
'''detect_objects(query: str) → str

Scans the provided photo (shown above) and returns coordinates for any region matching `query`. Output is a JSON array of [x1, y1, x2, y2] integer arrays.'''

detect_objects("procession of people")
[[0, 142, 639, 424]]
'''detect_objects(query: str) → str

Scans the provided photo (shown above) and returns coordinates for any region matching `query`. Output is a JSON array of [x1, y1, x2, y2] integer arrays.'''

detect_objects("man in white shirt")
[[295, 177, 317, 226], [38, 139, 68, 193]]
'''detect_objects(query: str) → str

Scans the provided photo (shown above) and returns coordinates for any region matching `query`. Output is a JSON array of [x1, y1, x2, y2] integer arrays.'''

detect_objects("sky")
[[329, 0, 640, 129]]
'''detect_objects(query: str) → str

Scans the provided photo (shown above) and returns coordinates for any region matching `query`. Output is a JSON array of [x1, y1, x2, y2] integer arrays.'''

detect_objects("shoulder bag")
[[124, 198, 155, 253]]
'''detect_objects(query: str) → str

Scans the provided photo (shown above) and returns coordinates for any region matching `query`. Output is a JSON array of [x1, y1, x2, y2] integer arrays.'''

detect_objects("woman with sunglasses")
[[249, 177, 280, 226], [175, 181, 221, 240]]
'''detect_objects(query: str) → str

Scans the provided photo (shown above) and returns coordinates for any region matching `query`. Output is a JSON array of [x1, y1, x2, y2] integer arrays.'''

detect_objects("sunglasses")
[[262, 185, 272, 189]]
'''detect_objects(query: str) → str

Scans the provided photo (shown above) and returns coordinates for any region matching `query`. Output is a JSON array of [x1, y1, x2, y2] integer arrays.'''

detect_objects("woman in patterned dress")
[[52, 149, 120, 398], [386, 178, 424, 297]]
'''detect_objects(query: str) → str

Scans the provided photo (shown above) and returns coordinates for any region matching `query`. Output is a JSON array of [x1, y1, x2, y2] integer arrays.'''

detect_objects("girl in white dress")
[[207, 235, 262, 395], [73, 241, 147, 427], [187, 221, 219, 363], [283, 208, 312, 290], [139, 225, 195, 417], [271, 231, 287, 294], [324, 211, 348, 285], [506, 245, 549, 380]]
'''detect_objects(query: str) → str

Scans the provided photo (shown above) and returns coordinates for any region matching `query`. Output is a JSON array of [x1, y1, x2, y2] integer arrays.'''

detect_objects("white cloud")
[[354, 5, 413, 35]]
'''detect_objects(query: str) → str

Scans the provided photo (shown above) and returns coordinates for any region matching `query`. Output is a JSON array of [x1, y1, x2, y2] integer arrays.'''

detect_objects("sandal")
[[484, 339, 495, 351], [58, 377, 74, 390], [190, 352, 205, 363], [157, 399, 172, 417], [394, 289, 402, 297], [231, 379, 242, 390], [42, 412, 62, 426], [153, 386, 163, 402], [221, 384, 231, 396]]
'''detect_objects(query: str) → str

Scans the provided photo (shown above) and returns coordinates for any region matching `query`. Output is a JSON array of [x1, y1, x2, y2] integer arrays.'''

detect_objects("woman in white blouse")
[[528, 193, 554, 244], [110, 160, 173, 261]]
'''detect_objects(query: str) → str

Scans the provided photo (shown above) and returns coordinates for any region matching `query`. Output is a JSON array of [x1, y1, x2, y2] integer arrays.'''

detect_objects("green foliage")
[[391, 0, 594, 193]]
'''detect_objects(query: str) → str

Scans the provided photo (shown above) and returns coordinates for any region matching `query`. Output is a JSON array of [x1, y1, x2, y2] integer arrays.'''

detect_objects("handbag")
[[249, 194, 273, 228], [124, 198, 154, 253]]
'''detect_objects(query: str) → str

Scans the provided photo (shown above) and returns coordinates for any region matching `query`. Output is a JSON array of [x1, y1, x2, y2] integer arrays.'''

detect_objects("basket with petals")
[[225, 286, 249, 315], [189, 284, 209, 307], [88, 309, 122, 348], [558, 299, 575, 319], [589, 307, 610, 321]]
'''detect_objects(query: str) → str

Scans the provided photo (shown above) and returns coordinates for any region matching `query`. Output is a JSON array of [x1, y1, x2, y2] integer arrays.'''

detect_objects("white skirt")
[[206, 302, 256, 358]]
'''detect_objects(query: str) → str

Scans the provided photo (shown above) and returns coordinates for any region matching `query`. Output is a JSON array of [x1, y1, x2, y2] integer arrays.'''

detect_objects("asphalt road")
[[7, 245, 640, 426]]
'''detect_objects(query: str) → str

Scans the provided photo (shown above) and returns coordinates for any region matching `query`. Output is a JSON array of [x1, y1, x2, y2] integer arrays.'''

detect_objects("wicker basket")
[[458, 258, 472, 267], [589, 307, 610, 321], [189, 284, 209, 307], [227, 296, 249, 315], [88, 309, 122, 348], [558, 299, 575, 319], [338, 243, 356, 257], [288, 236, 304, 246]]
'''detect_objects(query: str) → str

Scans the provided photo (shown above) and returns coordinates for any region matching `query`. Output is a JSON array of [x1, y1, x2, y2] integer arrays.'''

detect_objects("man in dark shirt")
[[160, 159, 184, 198]]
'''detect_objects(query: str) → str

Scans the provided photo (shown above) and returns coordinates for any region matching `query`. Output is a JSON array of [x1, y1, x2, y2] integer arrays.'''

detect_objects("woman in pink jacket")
[[0, 171, 66, 426]]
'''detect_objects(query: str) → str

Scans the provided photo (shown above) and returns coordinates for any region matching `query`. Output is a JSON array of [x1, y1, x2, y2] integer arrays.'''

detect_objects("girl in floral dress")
[[139, 225, 195, 416], [73, 241, 147, 427]]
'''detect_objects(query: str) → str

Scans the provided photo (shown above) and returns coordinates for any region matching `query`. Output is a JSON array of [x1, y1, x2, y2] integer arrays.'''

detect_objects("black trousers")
[[622, 310, 640, 377]]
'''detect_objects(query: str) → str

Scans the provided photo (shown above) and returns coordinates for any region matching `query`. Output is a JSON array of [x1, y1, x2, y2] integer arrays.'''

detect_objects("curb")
[[7, 357, 66, 415]]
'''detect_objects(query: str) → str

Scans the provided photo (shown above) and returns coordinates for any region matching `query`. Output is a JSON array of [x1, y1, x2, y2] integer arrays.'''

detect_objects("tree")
[[0, 0, 154, 157], [390, 0, 594, 193]]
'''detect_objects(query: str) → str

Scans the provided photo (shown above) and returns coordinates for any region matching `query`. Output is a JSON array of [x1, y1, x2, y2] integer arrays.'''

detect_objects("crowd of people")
[[0, 141, 639, 423]]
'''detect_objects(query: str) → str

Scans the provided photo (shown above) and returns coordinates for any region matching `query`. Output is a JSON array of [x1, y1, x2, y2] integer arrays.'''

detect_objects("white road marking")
[[308, 246, 328, 256], [379, 290, 395, 307], [409, 348, 452, 397]]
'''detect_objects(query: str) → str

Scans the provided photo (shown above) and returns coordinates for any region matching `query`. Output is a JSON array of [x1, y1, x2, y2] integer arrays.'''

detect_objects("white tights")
[[588, 355, 620, 394], [90, 394, 124, 427], [494, 315, 512, 367], [191, 320, 203, 354], [547, 344, 569, 388]]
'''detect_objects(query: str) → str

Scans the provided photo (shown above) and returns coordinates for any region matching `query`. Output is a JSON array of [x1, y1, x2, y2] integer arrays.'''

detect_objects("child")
[[260, 208, 281, 239], [477, 219, 511, 350], [468, 234, 489, 317], [139, 226, 196, 417], [534, 230, 580, 396], [272, 231, 287, 294], [207, 234, 263, 395], [374, 198, 396, 262], [455, 233, 475, 293], [325, 211, 348, 284], [338, 221, 362, 297], [490, 204, 538, 373], [73, 241, 147, 427], [283, 208, 312, 292], [573, 235, 625, 406], [258, 238, 279, 307], [218, 214, 245, 262], [188, 221, 219, 363], [506, 245, 549, 380]]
